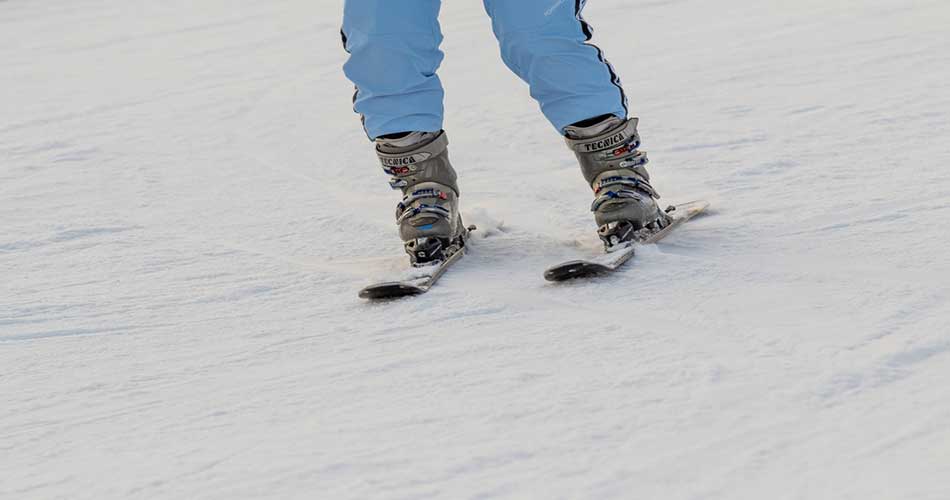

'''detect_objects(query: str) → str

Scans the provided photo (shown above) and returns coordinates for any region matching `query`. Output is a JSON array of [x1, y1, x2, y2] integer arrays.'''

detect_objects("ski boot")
[[564, 115, 672, 250], [376, 130, 469, 267]]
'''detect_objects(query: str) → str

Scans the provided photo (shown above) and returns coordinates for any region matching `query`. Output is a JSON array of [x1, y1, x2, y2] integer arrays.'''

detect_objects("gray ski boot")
[[376, 130, 468, 266], [564, 115, 671, 249]]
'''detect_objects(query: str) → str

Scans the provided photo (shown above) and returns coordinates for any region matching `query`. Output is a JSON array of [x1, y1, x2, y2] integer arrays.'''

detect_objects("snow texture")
[[2, 0, 950, 498]]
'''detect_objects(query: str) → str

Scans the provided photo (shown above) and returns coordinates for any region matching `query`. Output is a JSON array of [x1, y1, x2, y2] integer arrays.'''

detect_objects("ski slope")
[[3, 0, 950, 498]]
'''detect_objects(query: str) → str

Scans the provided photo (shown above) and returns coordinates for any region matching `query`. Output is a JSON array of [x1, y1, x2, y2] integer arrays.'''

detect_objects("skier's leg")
[[342, 1, 466, 262], [341, 0, 445, 140], [483, 0, 669, 243], [481, 0, 627, 133]]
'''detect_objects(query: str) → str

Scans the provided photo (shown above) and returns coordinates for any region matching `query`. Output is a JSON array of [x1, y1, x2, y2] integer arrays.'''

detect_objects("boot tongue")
[[375, 131, 434, 150], [564, 115, 625, 139]]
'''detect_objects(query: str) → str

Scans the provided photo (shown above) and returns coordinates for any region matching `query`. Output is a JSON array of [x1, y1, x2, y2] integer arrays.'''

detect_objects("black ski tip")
[[359, 282, 426, 300], [544, 261, 611, 282]]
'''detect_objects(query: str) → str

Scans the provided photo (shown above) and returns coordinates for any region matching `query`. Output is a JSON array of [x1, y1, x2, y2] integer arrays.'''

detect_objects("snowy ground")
[[3, 0, 950, 498]]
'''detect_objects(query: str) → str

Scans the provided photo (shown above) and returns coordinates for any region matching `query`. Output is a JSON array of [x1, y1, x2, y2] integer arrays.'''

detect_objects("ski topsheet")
[[359, 228, 471, 300], [544, 200, 709, 282], [358, 247, 466, 299]]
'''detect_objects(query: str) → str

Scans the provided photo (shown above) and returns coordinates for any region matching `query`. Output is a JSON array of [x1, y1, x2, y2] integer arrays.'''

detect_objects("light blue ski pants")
[[341, 0, 628, 139]]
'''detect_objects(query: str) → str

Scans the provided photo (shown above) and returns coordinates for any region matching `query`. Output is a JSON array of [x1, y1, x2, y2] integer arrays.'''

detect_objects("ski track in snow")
[[2, 0, 949, 498]]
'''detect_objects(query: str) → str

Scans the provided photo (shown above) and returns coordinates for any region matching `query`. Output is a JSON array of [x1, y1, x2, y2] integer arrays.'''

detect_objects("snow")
[[2, 0, 950, 498]]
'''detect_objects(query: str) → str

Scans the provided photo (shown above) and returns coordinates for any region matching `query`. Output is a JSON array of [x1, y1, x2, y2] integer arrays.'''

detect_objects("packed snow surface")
[[3, 0, 950, 498]]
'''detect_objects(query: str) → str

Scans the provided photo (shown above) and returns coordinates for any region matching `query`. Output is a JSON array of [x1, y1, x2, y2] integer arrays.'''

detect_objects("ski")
[[359, 226, 473, 300], [544, 200, 709, 282]]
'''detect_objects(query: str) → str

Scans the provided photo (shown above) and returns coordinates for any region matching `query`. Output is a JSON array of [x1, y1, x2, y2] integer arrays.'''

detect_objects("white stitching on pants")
[[545, 0, 566, 16]]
